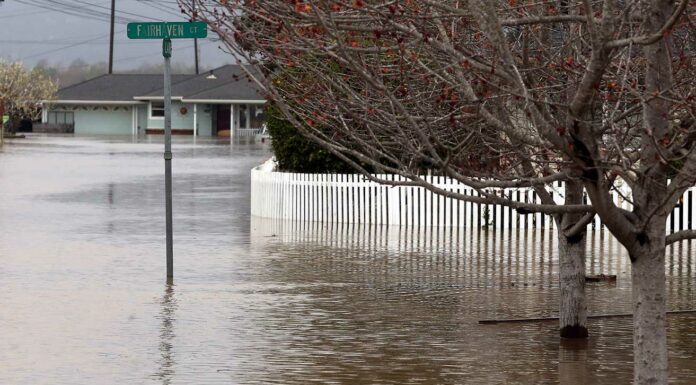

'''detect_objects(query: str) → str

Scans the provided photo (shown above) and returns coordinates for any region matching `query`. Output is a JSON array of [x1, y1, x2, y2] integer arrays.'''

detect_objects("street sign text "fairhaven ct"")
[[127, 22, 207, 39]]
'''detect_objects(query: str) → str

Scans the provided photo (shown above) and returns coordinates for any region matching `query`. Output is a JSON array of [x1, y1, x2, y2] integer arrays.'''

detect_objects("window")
[[47, 111, 74, 125], [150, 101, 164, 118], [250, 105, 266, 129], [238, 104, 248, 129]]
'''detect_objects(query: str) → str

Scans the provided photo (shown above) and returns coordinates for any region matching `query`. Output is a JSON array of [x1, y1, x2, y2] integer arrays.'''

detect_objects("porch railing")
[[234, 127, 263, 137]]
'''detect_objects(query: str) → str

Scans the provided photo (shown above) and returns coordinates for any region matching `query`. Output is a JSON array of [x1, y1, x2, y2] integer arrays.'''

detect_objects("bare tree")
[[185, 1, 696, 383], [0, 61, 57, 135]]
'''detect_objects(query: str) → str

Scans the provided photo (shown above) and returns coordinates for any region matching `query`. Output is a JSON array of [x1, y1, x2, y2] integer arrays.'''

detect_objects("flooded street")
[[1, 135, 695, 384]]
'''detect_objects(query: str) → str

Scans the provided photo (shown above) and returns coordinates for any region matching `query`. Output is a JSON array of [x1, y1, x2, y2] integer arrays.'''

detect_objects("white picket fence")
[[250, 160, 696, 232]]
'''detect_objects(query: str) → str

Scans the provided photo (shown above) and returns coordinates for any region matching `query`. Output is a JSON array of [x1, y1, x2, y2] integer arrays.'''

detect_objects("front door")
[[216, 105, 231, 136]]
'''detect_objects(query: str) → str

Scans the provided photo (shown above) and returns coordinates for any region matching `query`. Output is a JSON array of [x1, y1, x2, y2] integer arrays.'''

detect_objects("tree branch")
[[666, 230, 696, 246], [606, 0, 689, 49]]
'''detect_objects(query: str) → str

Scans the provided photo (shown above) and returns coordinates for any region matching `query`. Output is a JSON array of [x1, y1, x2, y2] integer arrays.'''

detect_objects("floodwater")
[[0, 135, 695, 385]]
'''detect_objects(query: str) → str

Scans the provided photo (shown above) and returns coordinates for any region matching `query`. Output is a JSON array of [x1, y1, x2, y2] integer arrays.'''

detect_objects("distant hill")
[[33, 59, 207, 88]]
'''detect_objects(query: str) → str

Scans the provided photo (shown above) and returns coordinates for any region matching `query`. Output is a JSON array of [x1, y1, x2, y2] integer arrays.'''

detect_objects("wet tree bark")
[[628, 1, 673, 382], [558, 230, 587, 338], [557, 179, 588, 338], [631, 229, 668, 385]]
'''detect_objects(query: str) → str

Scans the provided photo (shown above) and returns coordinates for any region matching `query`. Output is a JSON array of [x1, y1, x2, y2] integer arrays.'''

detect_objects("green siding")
[[48, 102, 216, 136], [147, 101, 193, 130], [74, 107, 132, 135], [136, 105, 148, 134], [146, 101, 214, 136], [197, 104, 213, 136]]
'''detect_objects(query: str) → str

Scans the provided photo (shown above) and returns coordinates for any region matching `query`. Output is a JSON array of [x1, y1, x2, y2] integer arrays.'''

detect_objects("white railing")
[[251, 159, 696, 231], [234, 128, 263, 137]]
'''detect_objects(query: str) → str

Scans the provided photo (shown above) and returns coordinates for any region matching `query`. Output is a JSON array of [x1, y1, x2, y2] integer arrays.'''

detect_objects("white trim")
[[149, 101, 165, 120], [131, 107, 137, 135], [134, 96, 184, 101], [183, 99, 266, 104], [48, 98, 264, 105], [49, 100, 145, 105], [193, 103, 198, 137]]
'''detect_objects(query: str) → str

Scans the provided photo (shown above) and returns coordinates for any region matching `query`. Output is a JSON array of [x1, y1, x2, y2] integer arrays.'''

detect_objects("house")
[[40, 65, 266, 137]]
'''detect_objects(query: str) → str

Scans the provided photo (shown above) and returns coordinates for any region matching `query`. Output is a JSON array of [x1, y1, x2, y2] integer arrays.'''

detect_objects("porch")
[[203, 102, 266, 138]]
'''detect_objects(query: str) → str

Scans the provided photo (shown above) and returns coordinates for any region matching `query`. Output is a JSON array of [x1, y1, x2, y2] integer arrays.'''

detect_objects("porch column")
[[41, 107, 48, 123], [230, 103, 235, 140], [193, 103, 198, 137], [131, 106, 137, 136]]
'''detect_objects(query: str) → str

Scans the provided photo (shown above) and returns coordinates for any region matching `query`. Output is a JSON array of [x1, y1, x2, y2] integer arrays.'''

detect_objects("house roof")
[[53, 65, 265, 104], [138, 64, 264, 102], [56, 74, 193, 102]]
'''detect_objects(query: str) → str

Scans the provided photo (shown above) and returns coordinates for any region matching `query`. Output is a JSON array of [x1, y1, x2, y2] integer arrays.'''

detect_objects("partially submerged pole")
[[163, 38, 174, 278], [127, 21, 207, 280]]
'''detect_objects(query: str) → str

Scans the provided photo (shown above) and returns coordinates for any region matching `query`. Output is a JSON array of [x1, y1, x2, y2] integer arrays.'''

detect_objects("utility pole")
[[193, 37, 199, 74], [192, 0, 199, 74], [108, 0, 115, 74]]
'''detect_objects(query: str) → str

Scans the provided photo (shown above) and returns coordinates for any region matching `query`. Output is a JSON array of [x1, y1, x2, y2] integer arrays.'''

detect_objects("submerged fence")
[[250, 160, 696, 232]]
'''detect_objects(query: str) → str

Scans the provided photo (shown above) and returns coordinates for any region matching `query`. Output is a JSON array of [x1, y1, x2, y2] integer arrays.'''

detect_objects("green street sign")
[[163, 38, 172, 58], [2, 115, 8, 124], [127, 21, 207, 39]]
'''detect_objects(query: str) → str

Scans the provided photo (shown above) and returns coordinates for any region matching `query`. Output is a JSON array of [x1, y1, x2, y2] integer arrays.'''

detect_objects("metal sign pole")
[[163, 38, 174, 279], [128, 22, 207, 280]]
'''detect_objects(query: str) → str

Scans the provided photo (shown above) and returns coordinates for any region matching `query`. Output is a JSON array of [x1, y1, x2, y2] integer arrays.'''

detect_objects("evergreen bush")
[[266, 104, 355, 173]]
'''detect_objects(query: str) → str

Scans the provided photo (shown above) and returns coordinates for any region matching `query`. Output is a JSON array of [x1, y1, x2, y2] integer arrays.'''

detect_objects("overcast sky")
[[0, 0, 231, 71]]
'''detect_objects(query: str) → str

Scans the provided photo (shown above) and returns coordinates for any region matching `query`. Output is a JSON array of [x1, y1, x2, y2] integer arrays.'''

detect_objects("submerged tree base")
[[560, 324, 589, 339]]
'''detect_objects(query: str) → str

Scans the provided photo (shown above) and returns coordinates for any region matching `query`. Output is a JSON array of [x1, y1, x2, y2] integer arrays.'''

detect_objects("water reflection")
[[248, 218, 696, 384], [559, 339, 589, 385], [154, 280, 177, 385]]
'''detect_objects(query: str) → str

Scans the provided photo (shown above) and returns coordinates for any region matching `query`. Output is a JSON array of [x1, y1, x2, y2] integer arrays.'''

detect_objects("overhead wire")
[[4, 1, 220, 70], [21, 30, 124, 60], [135, 0, 184, 18], [15, 0, 132, 24], [0, 9, 53, 18], [68, 0, 162, 21]]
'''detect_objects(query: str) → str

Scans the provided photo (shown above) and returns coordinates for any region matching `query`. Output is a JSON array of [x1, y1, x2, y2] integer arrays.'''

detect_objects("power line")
[[0, 9, 53, 18], [21, 29, 124, 60], [15, 0, 133, 24], [135, 0, 183, 18], [69, 0, 162, 21], [0, 38, 218, 45]]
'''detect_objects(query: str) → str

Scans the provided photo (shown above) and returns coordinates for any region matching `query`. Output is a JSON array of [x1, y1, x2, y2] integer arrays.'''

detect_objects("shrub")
[[266, 104, 356, 173]]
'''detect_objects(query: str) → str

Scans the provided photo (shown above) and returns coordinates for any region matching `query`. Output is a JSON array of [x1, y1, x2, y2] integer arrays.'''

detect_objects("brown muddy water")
[[0, 135, 695, 385]]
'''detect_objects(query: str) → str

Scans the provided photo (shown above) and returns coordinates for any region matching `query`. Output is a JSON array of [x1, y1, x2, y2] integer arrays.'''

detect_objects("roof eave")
[[46, 100, 146, 105], [181, 99, 266, 104], [133, 96, 185, 101]]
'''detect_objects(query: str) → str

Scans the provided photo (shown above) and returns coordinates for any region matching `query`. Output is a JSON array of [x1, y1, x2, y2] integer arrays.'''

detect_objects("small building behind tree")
[[40, 65, 266, 137]]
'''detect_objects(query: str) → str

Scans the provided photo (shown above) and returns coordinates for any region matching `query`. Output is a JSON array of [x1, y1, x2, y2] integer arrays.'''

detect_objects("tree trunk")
[[0, 101, 4, 146], [631, 234, 668, 385], [7, 115, 19, 135], [558, 231, 587, 338], [557, 179, 588, 338]]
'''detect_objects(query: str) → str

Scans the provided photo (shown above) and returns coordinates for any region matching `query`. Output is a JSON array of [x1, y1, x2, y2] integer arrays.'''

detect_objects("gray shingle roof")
[[56, 74, 193, 101], [141, 65, 264, 101]]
